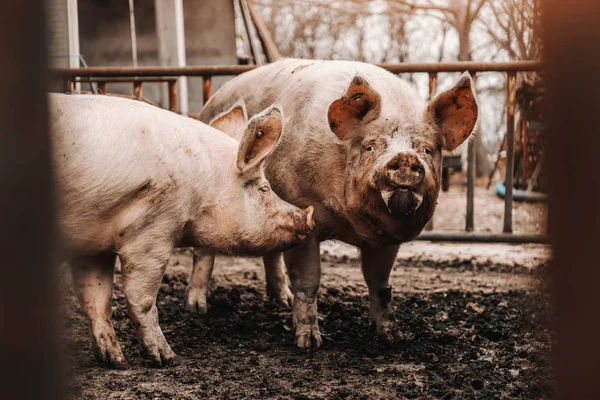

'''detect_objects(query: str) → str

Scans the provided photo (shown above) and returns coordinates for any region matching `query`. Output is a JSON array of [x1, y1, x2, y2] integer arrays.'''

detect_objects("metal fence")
[[52, 60, 547, 244]]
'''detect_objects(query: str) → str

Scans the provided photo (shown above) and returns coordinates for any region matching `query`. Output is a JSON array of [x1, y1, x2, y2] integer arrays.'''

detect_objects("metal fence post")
[[203, 76, 212, 105], [504, 72, 517, 233], [168, 80, 177, 112], [465, 73, 477, 232], [133, 81, 143, 99], [425, 72, 438, 231]]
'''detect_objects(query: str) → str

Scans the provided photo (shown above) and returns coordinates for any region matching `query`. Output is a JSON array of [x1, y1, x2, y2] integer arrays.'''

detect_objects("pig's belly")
[[57, 215, 116, 257]]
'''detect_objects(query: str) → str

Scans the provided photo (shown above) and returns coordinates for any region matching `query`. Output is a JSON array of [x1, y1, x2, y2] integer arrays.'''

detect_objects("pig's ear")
[[327, 75, 382, 141], [209, 99, 248, 141], [236, 106, 283, 173], [425, 72, 478, 151]]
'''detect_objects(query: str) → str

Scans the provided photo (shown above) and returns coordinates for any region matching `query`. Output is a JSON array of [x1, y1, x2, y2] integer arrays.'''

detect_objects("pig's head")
[[208, 102, 315, 254], [327, 72, 478, 235]]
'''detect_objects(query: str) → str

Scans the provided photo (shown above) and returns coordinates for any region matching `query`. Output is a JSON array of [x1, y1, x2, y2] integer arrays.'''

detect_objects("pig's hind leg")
[[119, 235, 177, 367], [284, 237, 323, 349], [185, 247, 215, 314], [264, 252, 294, 308], [71, 253, 129, 369]]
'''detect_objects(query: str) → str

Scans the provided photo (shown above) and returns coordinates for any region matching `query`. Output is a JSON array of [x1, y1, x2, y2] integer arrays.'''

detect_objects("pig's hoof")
[[185, 289, 208, 314], [377, 323, 405, 344], [267, 284, 294, 308], [295, 325, 323, 349], [92, 336, 129, 369], [147, 346, 178, 368]]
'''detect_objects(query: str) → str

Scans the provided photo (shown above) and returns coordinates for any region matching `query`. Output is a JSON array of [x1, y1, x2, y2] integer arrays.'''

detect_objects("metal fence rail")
[[52, 61, 548, 244]]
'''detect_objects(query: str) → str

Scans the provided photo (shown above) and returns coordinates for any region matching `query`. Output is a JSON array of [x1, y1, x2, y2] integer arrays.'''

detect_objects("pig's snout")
[[385, 152, 425, 189]]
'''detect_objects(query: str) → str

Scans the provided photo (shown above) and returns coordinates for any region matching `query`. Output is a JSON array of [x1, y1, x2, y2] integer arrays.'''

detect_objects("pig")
[[185, 100, 297, 313], [50, 93, 315, 368], [196, 59, 478, 349]]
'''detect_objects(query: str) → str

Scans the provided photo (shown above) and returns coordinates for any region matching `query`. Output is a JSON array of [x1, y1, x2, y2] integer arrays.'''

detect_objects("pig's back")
[[200, 59, 422, 135], [50, 94, 235, 190], [50, 94, 236, 251]]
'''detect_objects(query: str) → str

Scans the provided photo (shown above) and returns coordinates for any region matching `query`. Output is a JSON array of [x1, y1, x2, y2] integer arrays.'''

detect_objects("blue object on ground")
[[495, 181, 548, 203]]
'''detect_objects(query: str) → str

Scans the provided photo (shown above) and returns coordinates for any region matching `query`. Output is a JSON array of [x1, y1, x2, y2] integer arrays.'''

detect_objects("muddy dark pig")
[[195, 59, 478, 348], [50, 94, 314, 368]]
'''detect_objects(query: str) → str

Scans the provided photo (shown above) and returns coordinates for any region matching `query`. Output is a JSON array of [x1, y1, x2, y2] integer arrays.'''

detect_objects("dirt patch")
[[63, 246, 553, 399]]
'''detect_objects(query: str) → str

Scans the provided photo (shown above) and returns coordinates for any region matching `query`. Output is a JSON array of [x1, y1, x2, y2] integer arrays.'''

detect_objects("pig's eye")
[[256, 129, 264, 138], [423, 147, 432, 155], [258, 183, 269, 193], [364, 145, 374, 152]]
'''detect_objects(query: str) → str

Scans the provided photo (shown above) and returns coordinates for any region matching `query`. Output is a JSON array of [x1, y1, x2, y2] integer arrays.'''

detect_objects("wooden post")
[[0, 1, 62, 398], [545, 1, 600, 397]]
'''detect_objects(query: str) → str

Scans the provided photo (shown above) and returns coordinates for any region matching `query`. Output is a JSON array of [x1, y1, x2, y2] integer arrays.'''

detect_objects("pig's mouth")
[[380, 187, 424, 218]]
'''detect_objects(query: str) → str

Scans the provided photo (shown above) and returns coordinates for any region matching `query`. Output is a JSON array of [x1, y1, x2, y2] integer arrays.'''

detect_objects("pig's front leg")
[[284, 236, 322, 349], [185, 247, 216, 314], [264, 252, 294, 308], [361, 244, 402, 342], [119, 237, 176, 367]]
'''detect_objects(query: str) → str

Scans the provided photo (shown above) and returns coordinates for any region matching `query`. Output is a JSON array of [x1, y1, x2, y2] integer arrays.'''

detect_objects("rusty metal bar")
[[425, 72, 438, 232], [465, 73, 477, 232], [65, 78, 73, 93], [97, 81, 107, 94], [417, 231, 549, 244], [203, 76, 212, 104], [504, 72, 517, 233], [78, 77, 176, 83], [133, 81, 143, 99], [50, 61, 542, 78], [428, 72, 438, 98], [466, 140, 476, 232], [380, 61, 543, 74], [521, 119, 528, 186], [168, 80, 177, 112]]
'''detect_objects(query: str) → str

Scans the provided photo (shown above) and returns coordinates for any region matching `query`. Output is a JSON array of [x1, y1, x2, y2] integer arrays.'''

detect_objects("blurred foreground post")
[[545, 0, 600, 398], [0, 2, 62, 399]]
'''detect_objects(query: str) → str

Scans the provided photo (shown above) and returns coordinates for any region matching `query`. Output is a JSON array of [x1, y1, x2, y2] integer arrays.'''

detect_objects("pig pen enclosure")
[[54, 57, 553, 399], [62, 185, 553, 399], [51, 10, 553, 394]]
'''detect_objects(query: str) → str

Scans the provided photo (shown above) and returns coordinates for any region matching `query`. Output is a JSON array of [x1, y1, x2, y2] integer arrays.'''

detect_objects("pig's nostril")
[[411, 164, 422, 173], [389, 163, 400, 171]]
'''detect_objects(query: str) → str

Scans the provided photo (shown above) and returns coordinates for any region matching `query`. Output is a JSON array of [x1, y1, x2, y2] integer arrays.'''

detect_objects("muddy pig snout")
[[385, 152, 425, 188]]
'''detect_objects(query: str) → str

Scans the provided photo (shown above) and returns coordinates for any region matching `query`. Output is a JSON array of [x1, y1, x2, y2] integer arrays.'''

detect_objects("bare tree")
[[482, 0, 542, 61], [390, 0, 487, 61], [254, 0, 410, 63]]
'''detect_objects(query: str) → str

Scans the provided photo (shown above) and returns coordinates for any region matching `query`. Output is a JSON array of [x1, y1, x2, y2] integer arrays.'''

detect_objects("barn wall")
[[76, 0, 237, 112]]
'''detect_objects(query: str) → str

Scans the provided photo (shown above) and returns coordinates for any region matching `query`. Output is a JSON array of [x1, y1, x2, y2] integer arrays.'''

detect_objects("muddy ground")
[[63, 237, 553, 399]]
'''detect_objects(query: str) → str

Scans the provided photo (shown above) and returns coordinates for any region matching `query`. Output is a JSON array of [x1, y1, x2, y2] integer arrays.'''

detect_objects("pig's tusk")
[[305, 206, 315, 231], [381, 190, 394, 213]]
